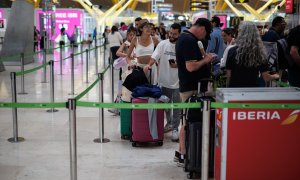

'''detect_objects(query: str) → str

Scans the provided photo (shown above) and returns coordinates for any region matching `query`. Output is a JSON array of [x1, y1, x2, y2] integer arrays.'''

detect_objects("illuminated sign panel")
[[286, 0, 294, 14], [0, 9, 4, 19], [36, 9, 84, 41], [216, 15, 227, 29]]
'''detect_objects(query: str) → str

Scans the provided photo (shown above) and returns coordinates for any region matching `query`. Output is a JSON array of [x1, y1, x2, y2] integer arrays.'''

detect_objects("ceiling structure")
[[58, 0, 285, 14], [1, 0, 286, 18]]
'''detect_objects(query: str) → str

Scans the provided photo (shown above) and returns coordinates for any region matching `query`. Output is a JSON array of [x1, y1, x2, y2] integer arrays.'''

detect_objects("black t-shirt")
[[226, 46, 268, 87], [287, 33, 300, 87], [175, 30, 210, 92]]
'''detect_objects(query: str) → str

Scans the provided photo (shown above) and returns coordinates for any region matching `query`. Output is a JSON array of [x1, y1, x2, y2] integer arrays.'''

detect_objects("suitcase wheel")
[[187, 172, 193, 179], [121, 135, 130, 140], [132, 142, 137, 147], [157, 141, 163, 146]]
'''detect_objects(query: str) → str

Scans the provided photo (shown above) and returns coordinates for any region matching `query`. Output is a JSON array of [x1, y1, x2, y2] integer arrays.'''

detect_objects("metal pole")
[[8, 72, 25, 143], [47, 60, 59, 113], [72, 44, 75, 54], [94, 73, 110, 143], [18, 53, 27, 94], [60, 44, 63, 75], [68, 98, 77, 180], [80, 42, 83, 64], [103, 42, 106, 67], [111, 58, 114, 103], [70, 53, 75, 95], [42, 48, 47, 83], [95, 43, 98, 74], [201, 100, 211, 180], [86, 49, 89, 83]]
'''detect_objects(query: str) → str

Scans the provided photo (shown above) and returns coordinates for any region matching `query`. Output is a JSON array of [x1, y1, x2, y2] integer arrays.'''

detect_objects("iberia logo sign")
[[281, 110, 300, 125], [231, 109, 300, 125]]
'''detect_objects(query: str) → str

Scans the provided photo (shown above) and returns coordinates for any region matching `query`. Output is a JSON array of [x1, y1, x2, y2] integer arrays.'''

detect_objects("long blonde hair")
[[235, 21, 267, 67]]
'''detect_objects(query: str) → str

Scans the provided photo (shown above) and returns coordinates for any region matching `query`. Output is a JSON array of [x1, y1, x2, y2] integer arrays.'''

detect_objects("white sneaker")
[[171, 129, 179, 142], [108, 108, 120, 115]]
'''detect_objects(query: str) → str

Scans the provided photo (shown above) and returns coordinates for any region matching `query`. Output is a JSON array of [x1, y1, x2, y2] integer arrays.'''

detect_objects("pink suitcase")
[[131, 97, 164, 147]]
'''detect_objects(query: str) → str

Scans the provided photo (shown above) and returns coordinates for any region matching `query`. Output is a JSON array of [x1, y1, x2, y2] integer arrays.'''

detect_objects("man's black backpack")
[[277, 38, 294, 70]]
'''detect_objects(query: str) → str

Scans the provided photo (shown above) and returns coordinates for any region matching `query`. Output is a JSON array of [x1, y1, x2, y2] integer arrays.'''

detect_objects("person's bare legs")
[[178, 90, 197, 155]]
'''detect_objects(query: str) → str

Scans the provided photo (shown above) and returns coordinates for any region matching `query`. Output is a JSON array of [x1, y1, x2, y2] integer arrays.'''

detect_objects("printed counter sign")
[[286, 0, 294, 14], [36, 9, 84, 41]]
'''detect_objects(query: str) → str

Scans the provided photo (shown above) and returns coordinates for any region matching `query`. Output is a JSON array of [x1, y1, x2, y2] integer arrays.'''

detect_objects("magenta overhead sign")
[[0, 9, 4, 19], [36, 9, 84, 40]]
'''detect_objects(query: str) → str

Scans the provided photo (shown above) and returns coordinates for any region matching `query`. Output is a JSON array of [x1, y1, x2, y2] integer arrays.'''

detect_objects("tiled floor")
[[0, 44, 190, 180]]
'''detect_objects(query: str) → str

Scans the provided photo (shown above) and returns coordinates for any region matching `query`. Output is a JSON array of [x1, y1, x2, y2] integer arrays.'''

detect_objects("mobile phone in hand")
[[169, 59, 175, 64]]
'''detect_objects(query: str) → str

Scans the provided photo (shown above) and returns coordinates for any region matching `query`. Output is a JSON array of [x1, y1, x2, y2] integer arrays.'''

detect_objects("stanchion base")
[[41, 81, 48, 83], [46, 109, 59, 113], [18, 92, 28, 95], [93, 138, 110, 143], [8, 137, 25, 143]]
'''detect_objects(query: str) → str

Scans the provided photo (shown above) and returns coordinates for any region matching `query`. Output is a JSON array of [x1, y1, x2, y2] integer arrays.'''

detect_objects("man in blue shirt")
[[262, 16, 286, 42], [207, 16, 225, 61]]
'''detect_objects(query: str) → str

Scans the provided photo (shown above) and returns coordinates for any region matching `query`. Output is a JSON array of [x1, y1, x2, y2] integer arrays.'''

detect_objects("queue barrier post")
[[111, 57, 114, 103], [201, 100, 211, 180], [80, 42, 83, 64], [42, 48, 47, 83], [95, 44, 98, 74], [94, 73, 110, 143], [18, 53, 27, 95], [8, 72, 25, 143], [59, 44, 63, 75], [86, 49, 89, 83], [47, 60, 59, 113], [67, 98, 78, 180], [69, 53, 75, 95]]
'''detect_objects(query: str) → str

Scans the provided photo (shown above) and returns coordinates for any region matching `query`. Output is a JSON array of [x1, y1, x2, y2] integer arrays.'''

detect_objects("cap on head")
[[193, 18, 213, 40]]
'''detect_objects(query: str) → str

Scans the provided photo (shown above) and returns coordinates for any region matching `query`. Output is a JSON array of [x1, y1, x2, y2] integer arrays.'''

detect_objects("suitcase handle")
[[148, 68, 152, 84]]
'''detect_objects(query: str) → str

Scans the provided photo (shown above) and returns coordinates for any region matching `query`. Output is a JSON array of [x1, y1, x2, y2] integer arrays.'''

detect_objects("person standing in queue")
[[286, 25, 300, 87], [144, 23, 182, 142], [126, 19, 159, 82], [108, 25, 123, 62], [225, 21, 279, 87], [174, 18, 214, 166]]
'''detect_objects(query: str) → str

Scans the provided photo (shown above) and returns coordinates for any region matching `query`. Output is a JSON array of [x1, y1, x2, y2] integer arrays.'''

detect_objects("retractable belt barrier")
[[15, 61, 50, 76], [75, 63, 111, 101], [0, 37, 104, 63], [1, 101, 299, 109]]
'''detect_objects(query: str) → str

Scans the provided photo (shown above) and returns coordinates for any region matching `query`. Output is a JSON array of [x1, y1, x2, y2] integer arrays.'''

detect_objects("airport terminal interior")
[[0, 0, 300, 180]]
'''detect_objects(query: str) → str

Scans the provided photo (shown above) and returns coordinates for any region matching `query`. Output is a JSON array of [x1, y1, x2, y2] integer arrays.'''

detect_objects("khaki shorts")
[[180, 90, 197, 103], [180, 90, 197, 125]]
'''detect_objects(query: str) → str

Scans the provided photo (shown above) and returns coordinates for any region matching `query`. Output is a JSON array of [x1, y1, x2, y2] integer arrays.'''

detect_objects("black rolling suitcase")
[[184, 79, 215, 179]]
